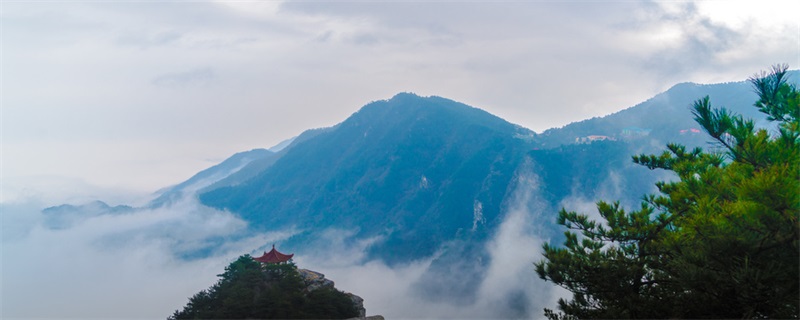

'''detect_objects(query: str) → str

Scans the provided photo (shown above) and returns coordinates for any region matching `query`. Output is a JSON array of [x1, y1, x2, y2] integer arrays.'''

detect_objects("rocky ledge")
[[298, 269, 369, 318]]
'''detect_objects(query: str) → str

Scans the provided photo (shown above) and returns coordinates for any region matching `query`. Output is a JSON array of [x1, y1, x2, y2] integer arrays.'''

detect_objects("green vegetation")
[[200, 93, 534, 265], [535, 65, 799, 318], [169, 255, 358, 319]]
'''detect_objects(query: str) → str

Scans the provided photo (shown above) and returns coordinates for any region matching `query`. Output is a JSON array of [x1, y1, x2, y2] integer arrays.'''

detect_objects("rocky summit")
[[169, 255, 375, 319]]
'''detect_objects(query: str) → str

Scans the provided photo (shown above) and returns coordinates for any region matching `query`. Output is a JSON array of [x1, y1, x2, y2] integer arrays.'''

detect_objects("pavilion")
[[253, 245, 294, 264]]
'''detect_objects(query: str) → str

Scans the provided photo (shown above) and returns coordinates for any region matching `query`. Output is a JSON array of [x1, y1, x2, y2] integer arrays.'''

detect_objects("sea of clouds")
[[2, 166, 657, 319]]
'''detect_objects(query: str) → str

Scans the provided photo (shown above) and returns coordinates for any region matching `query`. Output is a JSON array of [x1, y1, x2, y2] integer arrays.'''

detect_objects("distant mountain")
[[42, 200, 134, 229], [204, 127, 332, 191], [268, 136, 297, 152], [149, 149, 276, 208], [540, 70, 799, 148]]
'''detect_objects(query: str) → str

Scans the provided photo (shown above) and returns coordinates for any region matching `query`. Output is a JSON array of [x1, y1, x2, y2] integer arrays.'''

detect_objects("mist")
[[1, 195, 293, 319], [296, 163, 568, 319], [2, 165, 567, 319]]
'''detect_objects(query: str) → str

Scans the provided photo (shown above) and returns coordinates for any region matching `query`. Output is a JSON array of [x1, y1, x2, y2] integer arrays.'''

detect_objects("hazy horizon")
[[4, 1, 798, 195]]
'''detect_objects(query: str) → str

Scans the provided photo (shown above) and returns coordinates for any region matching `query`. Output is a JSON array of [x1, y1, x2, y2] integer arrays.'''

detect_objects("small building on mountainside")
[[253, 245, 294, 264], [575, 135, 615, 144]]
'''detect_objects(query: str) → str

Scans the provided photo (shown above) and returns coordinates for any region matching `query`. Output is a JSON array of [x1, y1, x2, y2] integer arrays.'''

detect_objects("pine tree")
[[535, 65, 799, 318]]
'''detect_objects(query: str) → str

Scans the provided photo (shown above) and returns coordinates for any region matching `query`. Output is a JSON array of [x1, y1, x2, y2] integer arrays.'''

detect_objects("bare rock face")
[[345, 293, 366, 318], [298, 269, 335, 292], [299, 269, 366, 318]]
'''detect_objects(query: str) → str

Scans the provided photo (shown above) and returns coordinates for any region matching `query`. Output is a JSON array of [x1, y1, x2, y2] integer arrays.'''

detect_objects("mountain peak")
[[389, 91, 422, 100], [344, 93, 529, 139], [200, 93, 537, 264]]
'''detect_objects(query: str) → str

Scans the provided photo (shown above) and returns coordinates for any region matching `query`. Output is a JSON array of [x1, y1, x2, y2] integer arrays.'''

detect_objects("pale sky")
[[3, 0, 799, 201]]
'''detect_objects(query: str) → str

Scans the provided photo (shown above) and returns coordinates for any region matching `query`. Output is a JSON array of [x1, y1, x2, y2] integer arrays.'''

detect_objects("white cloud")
[[293, 165, 566, 319], [152, 67, 217, 88], [2, 186, 564, 319], [695, 0, 798, 30], [4, 1, 796, 192], [1, 195, 294, 319]]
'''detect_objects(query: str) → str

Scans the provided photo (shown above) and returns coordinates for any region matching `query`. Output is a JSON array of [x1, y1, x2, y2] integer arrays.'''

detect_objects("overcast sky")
[[3, 0, 799, 200]]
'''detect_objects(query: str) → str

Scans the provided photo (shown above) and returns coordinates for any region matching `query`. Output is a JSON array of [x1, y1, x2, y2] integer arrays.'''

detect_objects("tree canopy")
[[535, 65, 799, 319], [169, 255, 359, 319]]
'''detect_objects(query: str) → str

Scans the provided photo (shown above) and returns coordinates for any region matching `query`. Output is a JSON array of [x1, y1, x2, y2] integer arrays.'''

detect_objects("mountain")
[[540, 70, 799, 148], [201, 93, 538, 264], [268, 136, 297, 152], [149, 149, 277, 208], [42, 201, 134, 229], [41, 71, 797, 318], [182, 74, 791, 311], [203, 127, 332, 192]]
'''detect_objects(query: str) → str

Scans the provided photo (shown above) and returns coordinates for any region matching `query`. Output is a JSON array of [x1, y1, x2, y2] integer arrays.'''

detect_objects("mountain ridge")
[[200, 92, 536, 264], [540, 70, 799, 147], [149, 148, 276, 208]]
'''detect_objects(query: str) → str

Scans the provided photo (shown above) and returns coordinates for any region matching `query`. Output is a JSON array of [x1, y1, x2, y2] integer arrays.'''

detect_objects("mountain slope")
[[539, 70, 800, 148], [201, 93, 537, 264], [149, 149, 276, 208], [205, 127, 332, 191]]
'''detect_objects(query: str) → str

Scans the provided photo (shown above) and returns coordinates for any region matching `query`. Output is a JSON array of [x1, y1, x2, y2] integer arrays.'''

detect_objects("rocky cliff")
[[298, 269, 367, 318]]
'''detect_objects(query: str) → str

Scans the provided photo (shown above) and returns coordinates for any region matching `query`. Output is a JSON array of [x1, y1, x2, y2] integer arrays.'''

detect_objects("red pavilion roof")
[[253, 245, 294, 264]]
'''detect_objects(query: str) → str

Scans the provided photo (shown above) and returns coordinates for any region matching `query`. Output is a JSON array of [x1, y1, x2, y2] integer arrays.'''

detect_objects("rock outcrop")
[[299, 269, 366, 318], [170, 255, 374, 319]]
